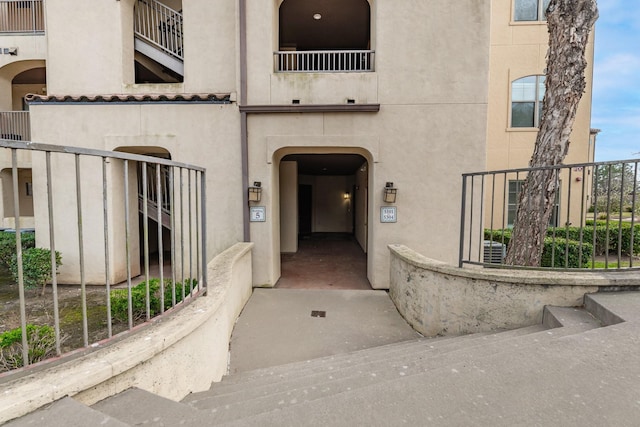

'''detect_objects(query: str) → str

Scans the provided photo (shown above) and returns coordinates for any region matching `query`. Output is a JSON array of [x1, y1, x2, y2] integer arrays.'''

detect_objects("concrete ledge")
[[388, 244, 640, 337], [0, 242, 254, 424]]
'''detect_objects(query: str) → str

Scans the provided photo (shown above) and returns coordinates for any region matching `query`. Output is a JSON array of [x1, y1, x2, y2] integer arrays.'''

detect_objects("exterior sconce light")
[[343, 191, 350, 200], [248, 181, 262, 202], [383, 182, 397, 203]]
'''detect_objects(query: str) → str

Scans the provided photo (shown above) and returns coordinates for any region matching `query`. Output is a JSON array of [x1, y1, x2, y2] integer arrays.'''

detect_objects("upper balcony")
[[0, 0, 44, 34], [266, 0, 377, 105], [276, 0, 372, 74], [274, 50, 374, 73], [0, 110, 29, 141]]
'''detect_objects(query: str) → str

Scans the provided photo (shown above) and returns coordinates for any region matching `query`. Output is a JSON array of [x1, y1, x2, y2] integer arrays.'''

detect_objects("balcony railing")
[[0, 139, 206, 373], [274, 50, 375, 73], [134, 0, 183, 60], [460, 159, 640, 271], [0, 0, 44, 33], [0, 111, 30, 141]]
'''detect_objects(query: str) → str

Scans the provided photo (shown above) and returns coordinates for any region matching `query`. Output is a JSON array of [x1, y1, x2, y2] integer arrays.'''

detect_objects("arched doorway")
[[277, 153, 370, 289], [114, 146, 173, 283]]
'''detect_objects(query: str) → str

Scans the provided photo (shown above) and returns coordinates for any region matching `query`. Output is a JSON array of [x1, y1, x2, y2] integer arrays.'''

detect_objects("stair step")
[[204, 326, 543, 397], [217, 323, 633, 427], [187, 329, 522, 400], [584, 291, 640, 325], [542, 305, 602, 329], [184, 324, 580, 424], [4, 397, 129, 427], [92, 388, 207, 427]]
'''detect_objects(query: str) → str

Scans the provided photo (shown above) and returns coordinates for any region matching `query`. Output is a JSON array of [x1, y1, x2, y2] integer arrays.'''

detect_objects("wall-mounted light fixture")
[[383, 182, 397, 203], [248, 181, 262, 202], [343, 191, 350, 200]]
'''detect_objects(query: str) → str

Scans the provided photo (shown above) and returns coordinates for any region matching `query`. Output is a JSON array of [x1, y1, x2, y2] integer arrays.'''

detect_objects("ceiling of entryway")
[[279, 0, 370, 50], [283, 154, 366, 175]]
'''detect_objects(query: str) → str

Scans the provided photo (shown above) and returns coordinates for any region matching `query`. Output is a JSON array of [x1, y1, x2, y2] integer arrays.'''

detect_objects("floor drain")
[[311, 310, 326, 318]]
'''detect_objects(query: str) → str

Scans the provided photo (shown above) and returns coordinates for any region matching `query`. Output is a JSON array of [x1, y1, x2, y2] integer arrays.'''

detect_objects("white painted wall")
[[279, 161, 297, 253]]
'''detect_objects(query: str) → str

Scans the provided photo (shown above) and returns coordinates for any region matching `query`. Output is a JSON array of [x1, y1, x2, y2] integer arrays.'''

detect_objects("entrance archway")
[[114, 146, 173, 283], [277, 153, 370, 289]]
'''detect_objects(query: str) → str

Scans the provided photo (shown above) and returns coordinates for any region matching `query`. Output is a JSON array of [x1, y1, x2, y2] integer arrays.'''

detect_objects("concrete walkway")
[[228, 288, 420, 373]]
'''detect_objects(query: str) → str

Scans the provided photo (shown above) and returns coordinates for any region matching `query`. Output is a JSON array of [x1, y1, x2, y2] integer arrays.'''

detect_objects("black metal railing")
[[460, 159, 640, 270]]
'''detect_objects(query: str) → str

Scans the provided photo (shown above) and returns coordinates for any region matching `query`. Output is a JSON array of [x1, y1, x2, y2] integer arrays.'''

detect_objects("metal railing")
[[134, 0, 183, 60], [0, 111, 30, 141], [459, 159, 640, 270], [138, 162, 171, 229], [0, 0, 44, 33], [0, 139, 206, 372], [274, 50, 375, 73]]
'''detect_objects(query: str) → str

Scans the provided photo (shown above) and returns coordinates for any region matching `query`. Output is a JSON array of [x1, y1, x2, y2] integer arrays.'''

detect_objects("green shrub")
[[9, 247, 62, 293], [556, 222, 640, 256], [484, 229, 593, 268], [484, 229, 512, 246], [540, 237, 593, 268], [0, 325, 58, 372], [110, 278, 195, 323], [0, 231, 35, 269]]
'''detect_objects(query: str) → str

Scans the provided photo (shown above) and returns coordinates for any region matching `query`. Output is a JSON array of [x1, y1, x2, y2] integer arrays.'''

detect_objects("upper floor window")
[[514, 0, 550, 22], [511, 75, 545, 128]]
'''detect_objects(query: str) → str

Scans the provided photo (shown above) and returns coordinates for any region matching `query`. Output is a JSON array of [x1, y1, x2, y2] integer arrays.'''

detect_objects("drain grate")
[[311, 310, 326, 318]]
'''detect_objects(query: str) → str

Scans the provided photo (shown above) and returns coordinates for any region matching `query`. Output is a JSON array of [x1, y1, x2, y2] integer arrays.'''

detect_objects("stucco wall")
[[485, 0, 596, 229], [279, 161, 297, 253], [388, 244, 640, 337], [29, 102, 243, 284], [246, 0, 491, 289], [0, 242, 254, 424]]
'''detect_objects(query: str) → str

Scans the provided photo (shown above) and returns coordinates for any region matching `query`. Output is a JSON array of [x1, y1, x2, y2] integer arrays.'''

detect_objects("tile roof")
[[25, 93, 232, 104]]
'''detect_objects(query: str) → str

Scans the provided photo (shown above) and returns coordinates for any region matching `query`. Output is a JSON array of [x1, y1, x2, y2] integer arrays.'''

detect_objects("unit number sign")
[[380, 206, 397, 223], [250, 206, 266, 222]]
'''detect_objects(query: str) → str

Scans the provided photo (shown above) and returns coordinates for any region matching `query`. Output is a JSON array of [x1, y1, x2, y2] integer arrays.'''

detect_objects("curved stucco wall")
[[0, 242, 254, 424], [389, 244, 640, 337]]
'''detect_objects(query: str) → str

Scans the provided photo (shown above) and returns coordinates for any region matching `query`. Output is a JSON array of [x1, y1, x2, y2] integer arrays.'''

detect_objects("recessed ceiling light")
[[313, 13, 322, 20]]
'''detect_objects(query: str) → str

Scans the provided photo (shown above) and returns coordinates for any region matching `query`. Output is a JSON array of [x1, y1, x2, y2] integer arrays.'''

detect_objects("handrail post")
[[459, 174, 467, 268]]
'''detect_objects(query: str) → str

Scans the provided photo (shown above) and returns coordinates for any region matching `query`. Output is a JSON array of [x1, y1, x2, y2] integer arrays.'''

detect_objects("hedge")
[[550, 222, 640, 256], [484, 229, 593, 268]]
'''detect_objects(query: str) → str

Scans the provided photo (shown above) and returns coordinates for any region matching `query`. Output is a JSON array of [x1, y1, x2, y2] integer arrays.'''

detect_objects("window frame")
[[507, 179, 560, 228], [513, 0, 551, 22], [510, 75, 545, 129]]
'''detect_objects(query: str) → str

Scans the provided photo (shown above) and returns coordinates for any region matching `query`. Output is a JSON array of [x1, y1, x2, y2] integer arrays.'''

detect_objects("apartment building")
[[0, 0, 594, 288]]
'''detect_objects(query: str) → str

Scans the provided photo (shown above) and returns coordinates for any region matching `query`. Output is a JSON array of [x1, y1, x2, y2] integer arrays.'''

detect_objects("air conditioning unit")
[[483, 240, 506, 264]]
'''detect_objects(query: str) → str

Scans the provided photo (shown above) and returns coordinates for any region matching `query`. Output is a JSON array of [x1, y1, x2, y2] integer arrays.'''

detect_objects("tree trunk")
[[504, 0, 598, 266]]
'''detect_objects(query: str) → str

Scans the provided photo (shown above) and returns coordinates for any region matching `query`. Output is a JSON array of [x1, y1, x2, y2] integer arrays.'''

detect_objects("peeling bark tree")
[[504, 0, 598, 266]]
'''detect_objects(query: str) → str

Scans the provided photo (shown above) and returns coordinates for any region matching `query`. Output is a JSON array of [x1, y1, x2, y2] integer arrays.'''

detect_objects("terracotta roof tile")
[[25, 93, 232, 104]]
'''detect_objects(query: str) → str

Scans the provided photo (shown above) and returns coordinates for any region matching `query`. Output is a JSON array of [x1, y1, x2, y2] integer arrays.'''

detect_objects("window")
[[508, 180, 559, 228], [514, 0, 551, 21], [511, 75, 545, 128]]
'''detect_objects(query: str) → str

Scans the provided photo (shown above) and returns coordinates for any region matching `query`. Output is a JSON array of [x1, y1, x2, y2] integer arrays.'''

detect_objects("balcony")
[[274, 50, 375, 73], [0, 0, 44, 34], [0, 111, 30, 141]]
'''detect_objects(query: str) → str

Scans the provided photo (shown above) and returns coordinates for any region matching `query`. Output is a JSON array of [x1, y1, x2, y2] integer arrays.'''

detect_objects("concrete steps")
[[3, 397, 128, 427], [179, 325, 599, 424], [6, 292, 636, 427]]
